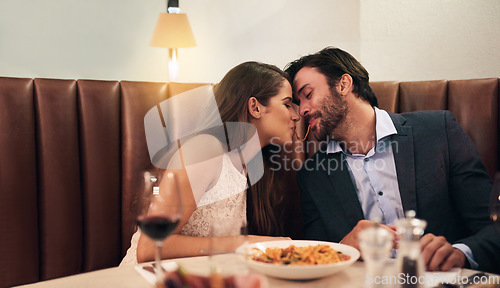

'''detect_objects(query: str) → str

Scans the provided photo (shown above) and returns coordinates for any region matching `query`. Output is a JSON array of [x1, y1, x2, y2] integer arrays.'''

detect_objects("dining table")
[[13, 254, 499, 288]]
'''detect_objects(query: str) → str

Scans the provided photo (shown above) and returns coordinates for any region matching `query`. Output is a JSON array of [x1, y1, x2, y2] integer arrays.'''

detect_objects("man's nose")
[[299, 104, 309, 117]]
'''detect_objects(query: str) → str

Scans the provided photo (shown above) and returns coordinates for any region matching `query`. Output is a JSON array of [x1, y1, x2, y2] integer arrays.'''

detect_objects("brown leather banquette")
[[0, 77, 498, 287]]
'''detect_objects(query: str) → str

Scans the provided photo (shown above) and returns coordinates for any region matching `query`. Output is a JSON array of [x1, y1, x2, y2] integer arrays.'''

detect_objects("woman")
[[121, 62, 300, 265]]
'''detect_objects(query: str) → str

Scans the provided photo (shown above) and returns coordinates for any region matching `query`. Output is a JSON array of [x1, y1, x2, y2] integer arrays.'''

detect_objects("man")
[[285, 47, 500, 273]]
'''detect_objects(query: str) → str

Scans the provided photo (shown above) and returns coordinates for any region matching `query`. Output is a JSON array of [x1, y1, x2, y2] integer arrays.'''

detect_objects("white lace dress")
[[120, 153, 247, 266]]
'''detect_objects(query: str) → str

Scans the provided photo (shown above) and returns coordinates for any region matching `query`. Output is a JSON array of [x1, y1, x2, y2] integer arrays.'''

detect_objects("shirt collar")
[[327, 107, 397, 154]]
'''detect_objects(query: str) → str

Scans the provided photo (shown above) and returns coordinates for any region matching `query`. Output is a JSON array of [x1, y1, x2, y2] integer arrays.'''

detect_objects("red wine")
[[137, 215, 179, 241]]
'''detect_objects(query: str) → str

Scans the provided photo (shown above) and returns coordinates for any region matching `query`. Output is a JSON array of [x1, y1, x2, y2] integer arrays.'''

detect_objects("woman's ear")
[[248, 97, 262, 119]]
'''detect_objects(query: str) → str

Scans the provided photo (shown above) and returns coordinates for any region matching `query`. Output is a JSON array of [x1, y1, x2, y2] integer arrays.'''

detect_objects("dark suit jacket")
[[297, 110, 500, 273]]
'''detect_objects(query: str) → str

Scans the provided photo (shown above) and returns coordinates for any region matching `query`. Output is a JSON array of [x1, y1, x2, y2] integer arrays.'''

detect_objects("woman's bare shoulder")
[[167, 134, 225, 169], [185, 134, 225, 158]]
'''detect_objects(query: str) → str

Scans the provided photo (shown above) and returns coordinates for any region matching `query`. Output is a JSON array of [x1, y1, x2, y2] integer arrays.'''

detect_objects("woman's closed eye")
[[283, 97, 293, 108]]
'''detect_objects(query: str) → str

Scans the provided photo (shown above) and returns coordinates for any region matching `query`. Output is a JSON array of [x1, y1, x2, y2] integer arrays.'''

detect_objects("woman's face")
[[256, 80, 300, 147]]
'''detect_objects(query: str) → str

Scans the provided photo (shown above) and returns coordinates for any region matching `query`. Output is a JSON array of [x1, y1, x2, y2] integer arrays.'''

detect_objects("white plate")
[[236, 240, 360, 280]]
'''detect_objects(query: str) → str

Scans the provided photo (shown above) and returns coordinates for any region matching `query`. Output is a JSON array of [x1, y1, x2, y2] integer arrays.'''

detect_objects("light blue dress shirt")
[[326, 107, 477, 268]]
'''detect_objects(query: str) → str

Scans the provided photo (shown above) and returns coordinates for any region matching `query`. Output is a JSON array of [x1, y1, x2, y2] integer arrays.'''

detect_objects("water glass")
[[359, 223, 394, 288], [209, 218, 249, 276]]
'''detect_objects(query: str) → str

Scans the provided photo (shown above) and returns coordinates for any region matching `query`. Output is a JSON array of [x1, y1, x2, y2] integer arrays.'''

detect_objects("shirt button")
[[378, 191, 384, 196]]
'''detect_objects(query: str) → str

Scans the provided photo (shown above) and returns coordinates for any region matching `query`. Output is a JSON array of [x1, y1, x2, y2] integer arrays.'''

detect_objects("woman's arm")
[[137, 232, 289, 262], [135, 164, 290, 262], [135, 134, 290, 262]]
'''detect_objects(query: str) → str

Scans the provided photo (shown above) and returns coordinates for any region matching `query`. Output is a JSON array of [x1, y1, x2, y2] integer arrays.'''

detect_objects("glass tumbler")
[[359, 222, 394, 288]]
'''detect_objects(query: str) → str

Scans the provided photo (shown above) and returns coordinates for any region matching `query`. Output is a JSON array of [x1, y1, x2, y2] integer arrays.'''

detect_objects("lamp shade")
[[150, 13, 196, 48]]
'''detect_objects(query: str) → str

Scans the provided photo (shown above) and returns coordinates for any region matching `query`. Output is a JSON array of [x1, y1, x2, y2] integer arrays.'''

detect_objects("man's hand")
[[340, 220, 398, 251], [420, 233, 466, 271]]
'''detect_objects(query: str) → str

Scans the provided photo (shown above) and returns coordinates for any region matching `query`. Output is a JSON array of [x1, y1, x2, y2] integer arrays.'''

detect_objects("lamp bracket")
[[167, 0, 180, 13]]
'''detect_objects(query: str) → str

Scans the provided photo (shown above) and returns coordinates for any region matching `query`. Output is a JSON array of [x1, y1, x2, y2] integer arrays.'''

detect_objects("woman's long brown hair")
[[213, 61, 289, 236]]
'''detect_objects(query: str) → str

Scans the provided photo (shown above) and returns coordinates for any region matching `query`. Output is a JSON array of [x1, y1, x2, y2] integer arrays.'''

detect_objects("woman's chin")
[[282, 138, 295, 148], [267, 135, 294, 148]]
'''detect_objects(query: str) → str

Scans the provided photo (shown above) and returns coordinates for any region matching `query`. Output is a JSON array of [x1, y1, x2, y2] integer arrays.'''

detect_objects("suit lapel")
[[388, 113, 417, 212], [321, 151, 364, 228]]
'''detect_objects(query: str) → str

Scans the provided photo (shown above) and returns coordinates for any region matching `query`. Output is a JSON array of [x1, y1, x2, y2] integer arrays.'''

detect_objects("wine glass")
[[490, 173, 500, 232], [137, 171, 182, 284]]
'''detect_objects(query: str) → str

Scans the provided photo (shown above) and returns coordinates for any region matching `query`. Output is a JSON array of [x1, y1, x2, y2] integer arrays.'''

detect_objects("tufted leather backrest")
[[448, 79, 499, 177], [398, 80, 448, 112], [372, 78, 499, 178], [0, 77, 39, 286], [120, 81, 168, 257], [0, 78, 208, 288], [77, 80, 122, 272], [370, 81, 399, 113], [35, 78, 83, 279]]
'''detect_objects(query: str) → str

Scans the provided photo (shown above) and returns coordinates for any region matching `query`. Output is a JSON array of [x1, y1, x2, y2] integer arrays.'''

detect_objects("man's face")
[[293, 67, 348, 141]]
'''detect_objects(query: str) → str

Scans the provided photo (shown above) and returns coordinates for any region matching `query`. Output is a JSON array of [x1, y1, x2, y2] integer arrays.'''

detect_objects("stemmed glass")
[[137, 171, 182, 285]]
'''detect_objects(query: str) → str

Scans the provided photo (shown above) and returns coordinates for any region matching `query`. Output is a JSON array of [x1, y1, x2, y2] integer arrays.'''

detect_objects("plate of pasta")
[[235, 240, 360, 280]]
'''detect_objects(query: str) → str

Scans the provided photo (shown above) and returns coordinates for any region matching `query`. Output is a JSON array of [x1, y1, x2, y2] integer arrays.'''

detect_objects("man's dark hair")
[[284, 47, 378, 107]]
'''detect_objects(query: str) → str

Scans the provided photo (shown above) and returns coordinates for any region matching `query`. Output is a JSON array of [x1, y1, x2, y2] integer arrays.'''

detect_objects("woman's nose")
[[291, 109, 300, 122]]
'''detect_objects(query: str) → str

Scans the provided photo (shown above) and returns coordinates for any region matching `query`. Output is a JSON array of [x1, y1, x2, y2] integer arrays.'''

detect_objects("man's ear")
[[339, 74, 353, 96], [248, 97, 262, 119]]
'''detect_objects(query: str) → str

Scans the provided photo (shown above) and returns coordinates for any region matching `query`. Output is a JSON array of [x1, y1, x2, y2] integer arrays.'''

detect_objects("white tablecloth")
[[14, 255, 494, 288]]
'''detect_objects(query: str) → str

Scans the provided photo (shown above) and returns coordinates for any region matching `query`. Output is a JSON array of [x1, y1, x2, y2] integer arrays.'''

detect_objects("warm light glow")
[[168, 49, 179, 82], [150, 13, 196, 48]]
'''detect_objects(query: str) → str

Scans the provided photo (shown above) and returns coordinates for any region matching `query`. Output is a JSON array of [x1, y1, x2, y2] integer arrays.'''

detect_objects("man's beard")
[[310, 89, 348, 142]]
